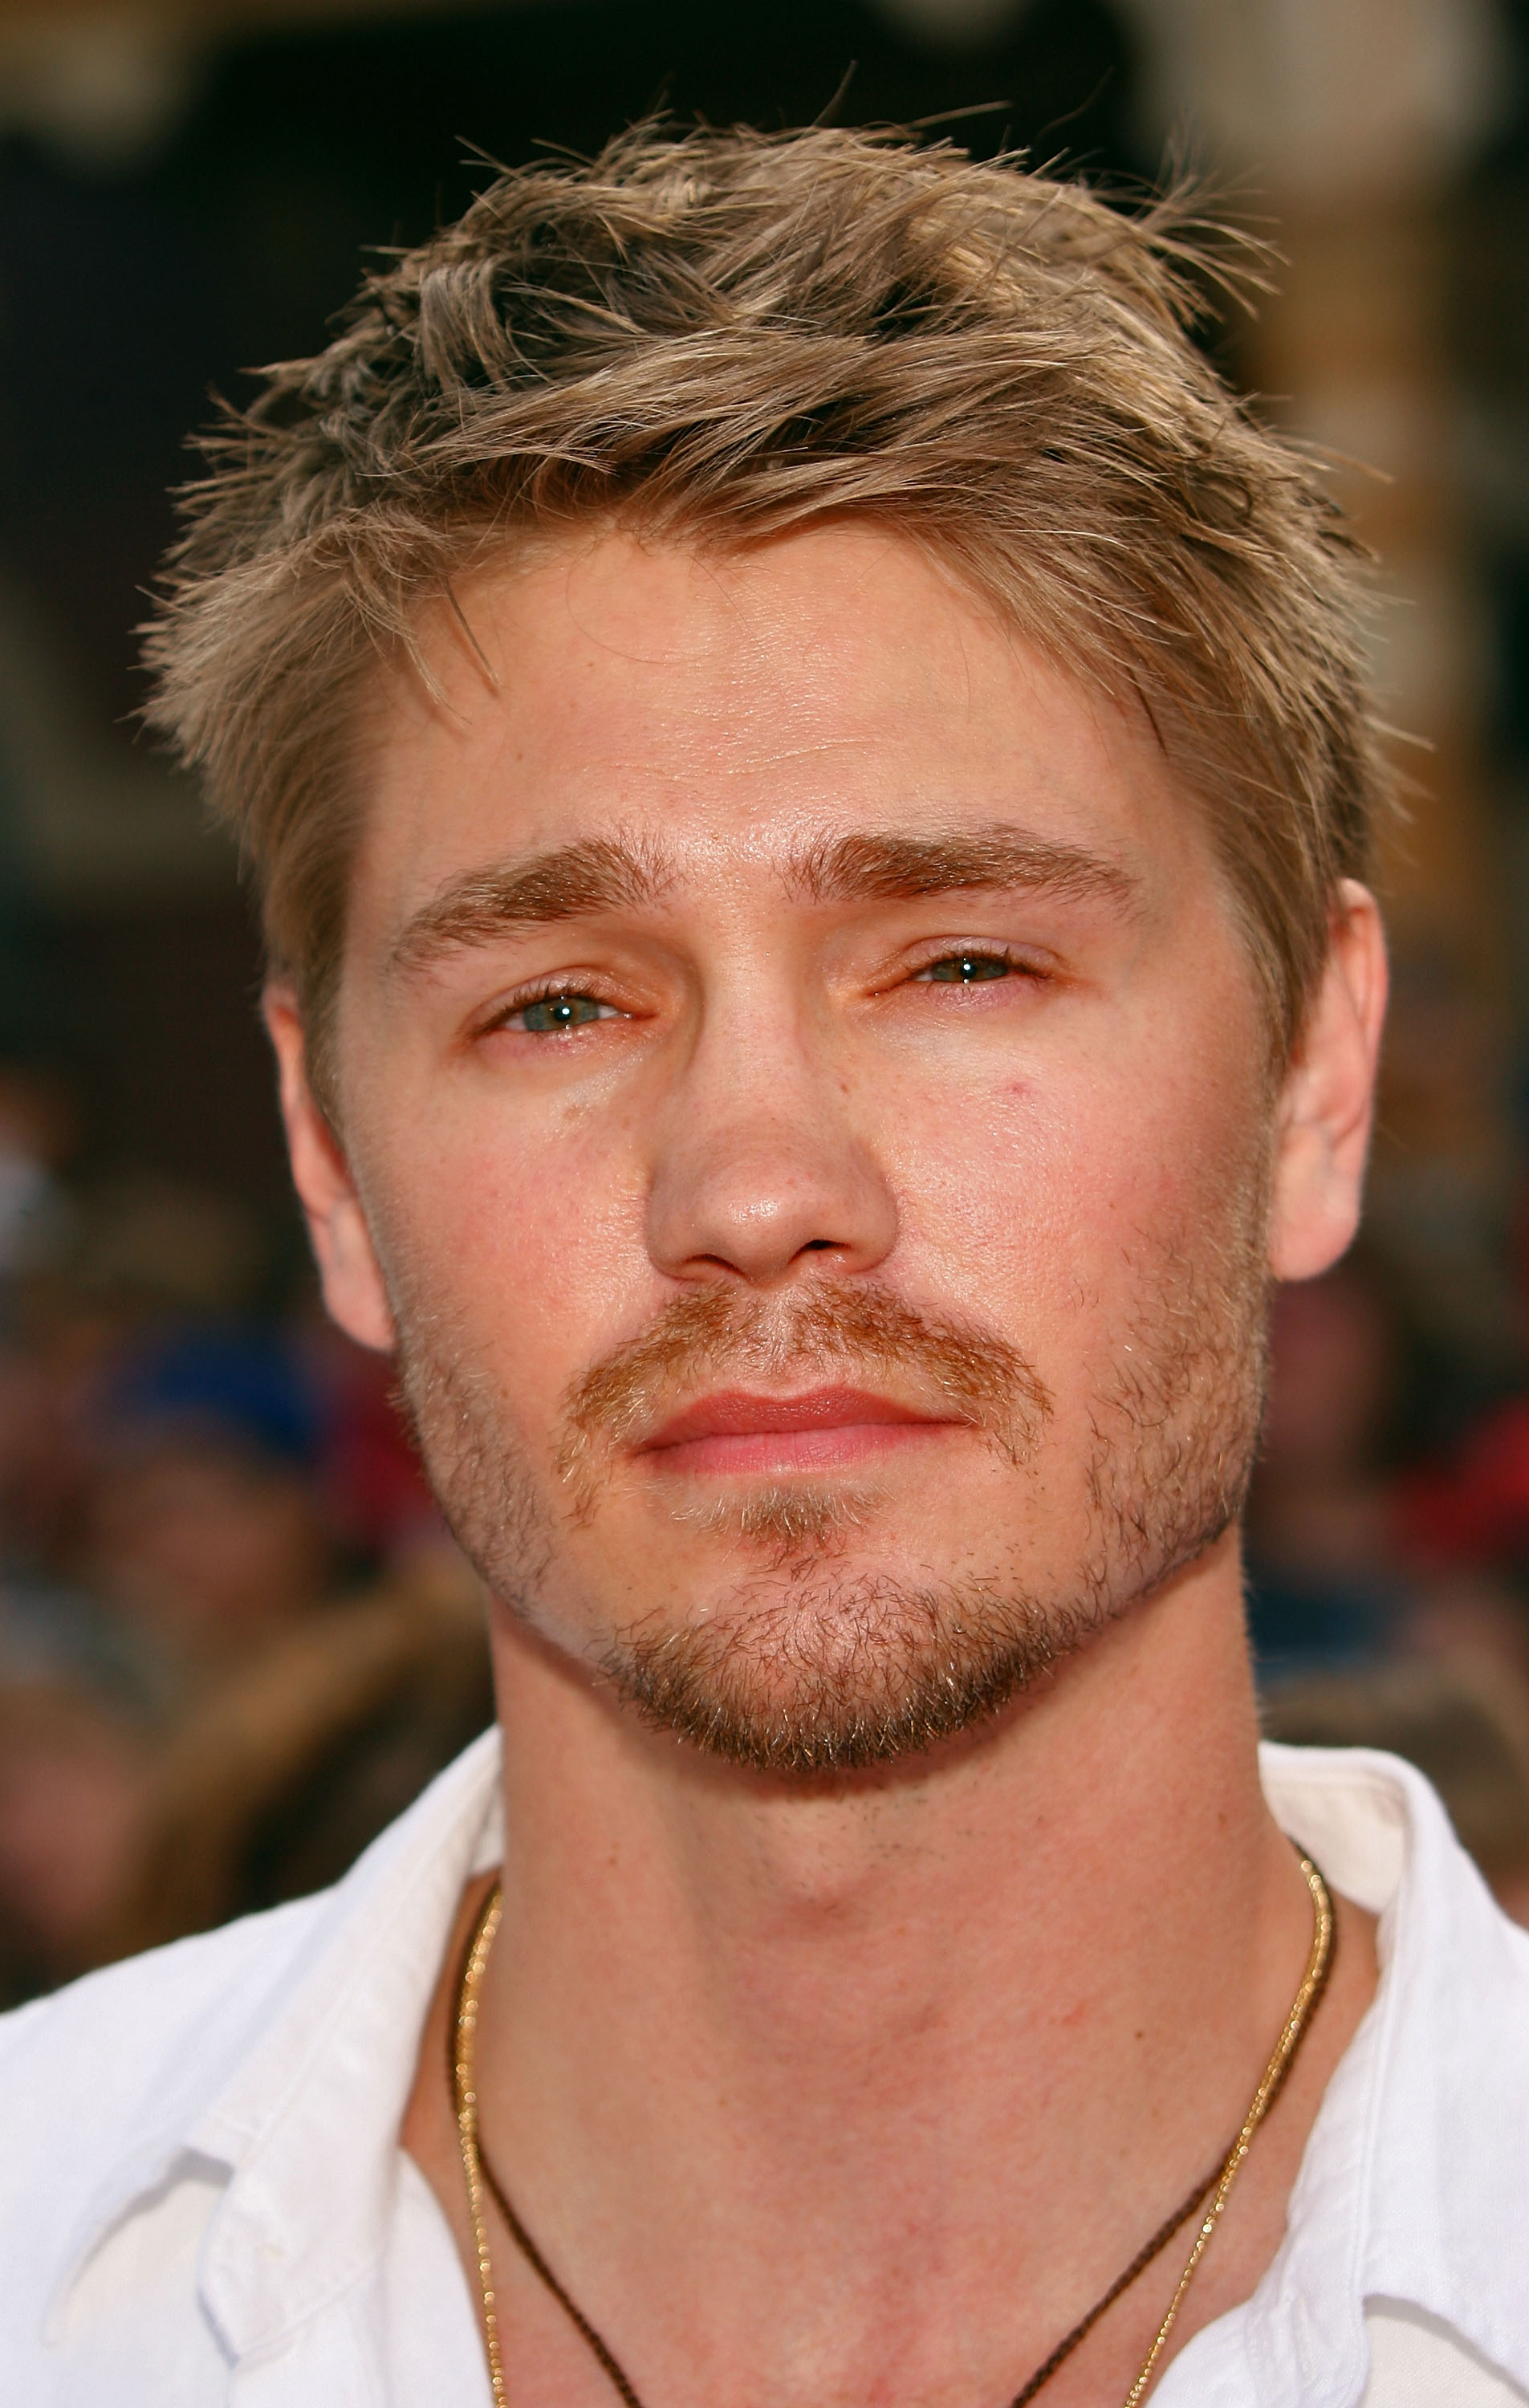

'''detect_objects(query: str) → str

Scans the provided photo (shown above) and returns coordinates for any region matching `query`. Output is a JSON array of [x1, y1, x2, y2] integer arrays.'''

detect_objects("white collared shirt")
[[3, 1735, 1528, 2406]]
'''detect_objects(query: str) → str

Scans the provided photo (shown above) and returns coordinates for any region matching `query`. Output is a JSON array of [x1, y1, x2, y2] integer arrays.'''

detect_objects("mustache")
[[555, 1279, 1053, 1493]]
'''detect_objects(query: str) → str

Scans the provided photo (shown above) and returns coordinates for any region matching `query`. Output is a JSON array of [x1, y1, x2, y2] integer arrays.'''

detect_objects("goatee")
[[395, 1216, 1267, 1778]]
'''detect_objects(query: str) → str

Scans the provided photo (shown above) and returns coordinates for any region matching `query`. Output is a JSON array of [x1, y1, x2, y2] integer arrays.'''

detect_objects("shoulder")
[[0, 1889, 327, 2104], [0, 1895, 327, 2274], [0, 1724, 502, 2153], [0, 1727, 502, 2382]]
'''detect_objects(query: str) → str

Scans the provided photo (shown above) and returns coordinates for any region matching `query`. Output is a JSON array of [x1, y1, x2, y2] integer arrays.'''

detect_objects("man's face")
[[312, 525, 1279, 1771]]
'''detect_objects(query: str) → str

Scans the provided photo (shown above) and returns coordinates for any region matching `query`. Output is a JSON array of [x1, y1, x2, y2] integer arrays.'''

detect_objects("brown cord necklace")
[[453, 1854, 1333, 2408]]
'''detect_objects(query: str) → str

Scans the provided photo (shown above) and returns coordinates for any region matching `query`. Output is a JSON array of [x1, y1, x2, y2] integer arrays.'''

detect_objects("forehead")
[[354, 523, 1210, 924]]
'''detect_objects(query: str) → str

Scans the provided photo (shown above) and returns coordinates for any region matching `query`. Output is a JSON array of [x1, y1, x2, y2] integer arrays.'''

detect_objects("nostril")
[[802, 1239, 836, 1251]]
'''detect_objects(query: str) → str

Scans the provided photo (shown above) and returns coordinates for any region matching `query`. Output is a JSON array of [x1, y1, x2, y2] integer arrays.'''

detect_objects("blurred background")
[[4, 0, 1529, 1999]]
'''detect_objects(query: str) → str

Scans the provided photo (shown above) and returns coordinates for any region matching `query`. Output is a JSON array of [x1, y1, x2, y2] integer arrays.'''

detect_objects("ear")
[[1267, 881, 1389, 1283], [263, 986, 396, 1352]]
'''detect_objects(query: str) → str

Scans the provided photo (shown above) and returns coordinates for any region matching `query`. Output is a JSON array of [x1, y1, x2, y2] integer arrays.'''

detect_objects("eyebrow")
[[786, 828, 1141, 913], [388, 837, 672, 978], [387, 823, 1139, 979]]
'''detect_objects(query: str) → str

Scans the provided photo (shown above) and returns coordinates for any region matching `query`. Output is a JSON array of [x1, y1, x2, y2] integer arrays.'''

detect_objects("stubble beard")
[[392, 1186, 1269, 1780]]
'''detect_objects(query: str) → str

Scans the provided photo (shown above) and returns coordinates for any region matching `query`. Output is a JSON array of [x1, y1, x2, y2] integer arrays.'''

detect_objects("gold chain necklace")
[[453, 1854, 1333, 2408]]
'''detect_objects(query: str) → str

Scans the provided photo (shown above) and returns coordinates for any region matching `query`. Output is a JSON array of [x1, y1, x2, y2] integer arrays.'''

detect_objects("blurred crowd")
[[1250, 1236, 1529, 1924], [10, 1037, 1529, 2007], [0, 1057, 494, 2007]]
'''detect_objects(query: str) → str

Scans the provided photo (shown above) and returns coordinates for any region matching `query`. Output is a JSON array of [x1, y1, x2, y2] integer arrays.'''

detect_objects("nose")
[[645, 1006, 899, 1288]]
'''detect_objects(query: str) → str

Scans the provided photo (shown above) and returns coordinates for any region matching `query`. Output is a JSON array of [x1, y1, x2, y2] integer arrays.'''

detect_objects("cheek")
[[360, 1084, 653, 1399], [879, 1008, 1266, 1361]]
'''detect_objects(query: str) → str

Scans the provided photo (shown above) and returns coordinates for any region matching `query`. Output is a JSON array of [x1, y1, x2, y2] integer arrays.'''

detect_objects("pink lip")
[[638, 1387, 960, 1477]]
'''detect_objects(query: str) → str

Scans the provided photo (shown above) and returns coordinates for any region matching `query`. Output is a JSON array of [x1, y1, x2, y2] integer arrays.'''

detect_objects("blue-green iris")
[[520, 994, 606, 1032]]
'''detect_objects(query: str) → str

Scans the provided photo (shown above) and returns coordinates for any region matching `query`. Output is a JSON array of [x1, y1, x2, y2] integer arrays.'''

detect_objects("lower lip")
[[640, 1422, 958, 1478]]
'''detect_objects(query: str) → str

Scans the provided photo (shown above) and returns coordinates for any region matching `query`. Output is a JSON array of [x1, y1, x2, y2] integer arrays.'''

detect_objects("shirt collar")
[[1208, 1743, 1529, 2404]]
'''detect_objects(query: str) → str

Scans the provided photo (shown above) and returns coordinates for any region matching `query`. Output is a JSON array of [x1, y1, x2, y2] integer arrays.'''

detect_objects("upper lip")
[[638, 1387, 952, 1452]]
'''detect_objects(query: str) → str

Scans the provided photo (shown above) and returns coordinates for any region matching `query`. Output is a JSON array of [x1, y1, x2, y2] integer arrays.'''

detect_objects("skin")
[[269, 523, 1388, 2405]]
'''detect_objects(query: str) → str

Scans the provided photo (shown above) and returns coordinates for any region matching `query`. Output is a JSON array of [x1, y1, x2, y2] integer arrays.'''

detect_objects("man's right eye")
[[507, 992, 615, 1035]]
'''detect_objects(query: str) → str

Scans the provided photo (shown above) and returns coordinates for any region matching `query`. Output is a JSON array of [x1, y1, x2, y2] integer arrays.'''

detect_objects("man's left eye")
[[506, 992, 616, 1034], [916, 953, 1016, 984]]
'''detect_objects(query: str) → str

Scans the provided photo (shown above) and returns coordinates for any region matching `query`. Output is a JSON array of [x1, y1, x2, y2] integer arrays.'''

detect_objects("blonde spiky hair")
[[144, 121, 1389, 1108]]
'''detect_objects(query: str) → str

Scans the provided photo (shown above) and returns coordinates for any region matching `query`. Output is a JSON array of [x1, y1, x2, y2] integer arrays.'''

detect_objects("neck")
[[451, 1531, 1328, 2404]]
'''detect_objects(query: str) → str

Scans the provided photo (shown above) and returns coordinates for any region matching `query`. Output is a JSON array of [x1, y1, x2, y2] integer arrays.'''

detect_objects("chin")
[[596, 1561, 1109, 1777]]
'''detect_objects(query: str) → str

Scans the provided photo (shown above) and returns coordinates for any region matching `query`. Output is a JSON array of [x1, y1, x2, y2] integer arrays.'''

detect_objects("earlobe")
[[1266, 881, 1389, 1284], [262, 986, 396, 1352]]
